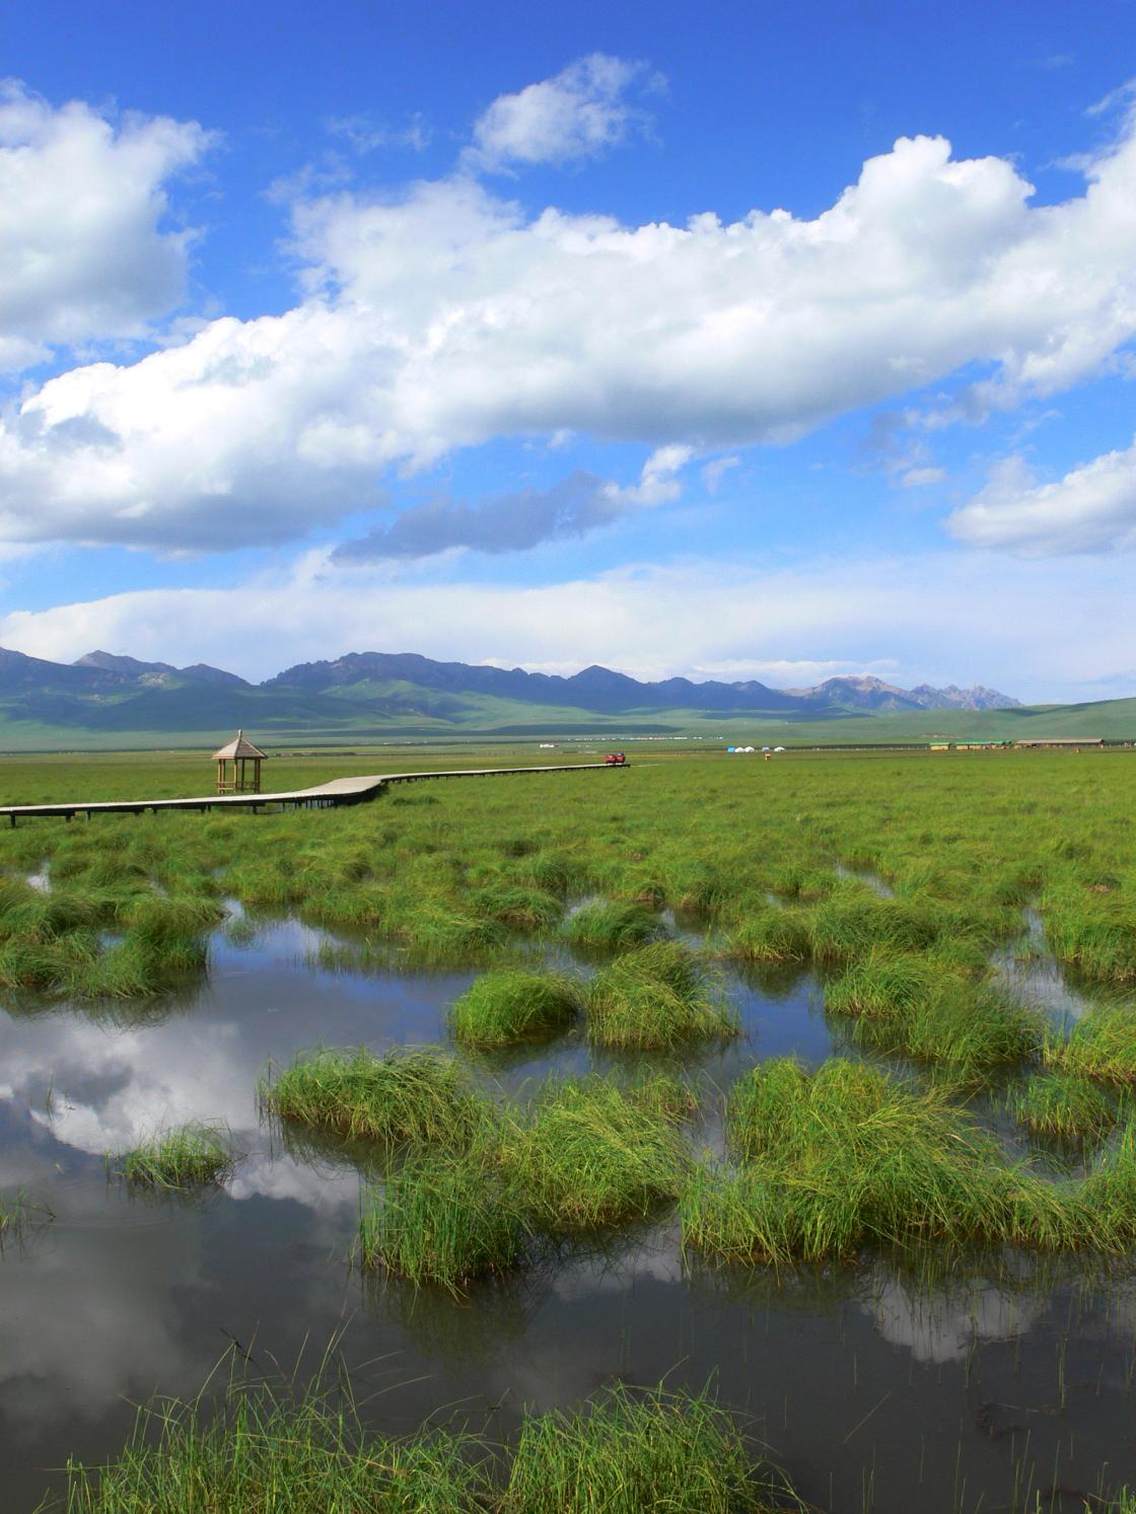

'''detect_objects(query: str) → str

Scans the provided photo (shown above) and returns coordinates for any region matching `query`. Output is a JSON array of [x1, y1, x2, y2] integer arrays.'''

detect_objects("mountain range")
[[2, 642, 1130, 751], [0, 644, 1020, 735]]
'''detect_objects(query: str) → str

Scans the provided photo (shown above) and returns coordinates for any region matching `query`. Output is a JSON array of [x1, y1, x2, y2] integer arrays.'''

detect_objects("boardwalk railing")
[[0, 761, 627, 826]]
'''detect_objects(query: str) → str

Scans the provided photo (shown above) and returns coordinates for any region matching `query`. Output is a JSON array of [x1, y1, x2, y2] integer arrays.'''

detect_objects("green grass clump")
[[559, 900, 658, 952], [119, 893, 226, 943], [1044, 1006, 1136, 1084], [53, 1371, 487, 1514], [808, 895, 946, 963], [824, 948, 941, 1018], [847, 977, 1042, 1078], [261, 1045, 490, 1151], [1044, 892, 1136, 984], [1006, 1072, 1118, 1144], [110, 1123, 235, 1188], [501, 1384, 784, 1514], [449, 970, 582, 1048], [722, 907, 810, 964], [686, 1058, 1072, 1263], [359, 1145, 528, 1294], [622, 1069, 700, 1124], [505, 1076, 689, 1232], [392, 905, 508, 960], [586, 942, 738, 1050], [471, 884, 564, 930], [1079, 1123, 1136, 1249]]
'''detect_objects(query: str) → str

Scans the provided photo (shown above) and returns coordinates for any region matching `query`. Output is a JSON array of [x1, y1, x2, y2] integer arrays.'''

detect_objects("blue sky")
[[1, 0, 1135, 700]]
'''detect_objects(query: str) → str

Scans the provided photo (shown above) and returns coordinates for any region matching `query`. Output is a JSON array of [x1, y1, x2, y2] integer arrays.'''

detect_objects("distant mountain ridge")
[[7, 642, 1132, 753], [783, 675, 1020, 712], [0, 647, 1021, 734], [259, 652, 1019, 714], [74, 650, 250, 688]]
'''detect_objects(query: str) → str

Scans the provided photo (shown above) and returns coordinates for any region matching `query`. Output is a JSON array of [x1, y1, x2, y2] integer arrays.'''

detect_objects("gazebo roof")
[[212, 729, 267, 761]]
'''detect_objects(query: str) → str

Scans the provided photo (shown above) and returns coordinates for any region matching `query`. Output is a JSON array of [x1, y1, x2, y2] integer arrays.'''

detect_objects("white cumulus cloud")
[[0, 80, 211, 372], [3, 89, 1136, 552], [468, 53, 658, 171], [949, 440, 1136, 552]]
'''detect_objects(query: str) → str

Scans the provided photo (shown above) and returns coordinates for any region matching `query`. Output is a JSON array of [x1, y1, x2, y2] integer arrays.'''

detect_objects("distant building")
[[1014, 737, 1104, 748]]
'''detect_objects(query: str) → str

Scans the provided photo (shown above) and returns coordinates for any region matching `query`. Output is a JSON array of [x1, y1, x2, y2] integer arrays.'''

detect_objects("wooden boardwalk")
[[0, 761, 625, 826]]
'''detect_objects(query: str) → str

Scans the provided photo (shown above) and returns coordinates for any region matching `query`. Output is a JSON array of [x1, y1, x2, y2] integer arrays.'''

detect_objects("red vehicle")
[[604, 752, 627, 765]]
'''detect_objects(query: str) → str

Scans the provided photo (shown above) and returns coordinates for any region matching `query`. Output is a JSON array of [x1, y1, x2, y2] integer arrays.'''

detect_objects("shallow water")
[[832, 862, 895, 899], [2, 914, 1135, 1512], [991, 907, 1102, 1027]]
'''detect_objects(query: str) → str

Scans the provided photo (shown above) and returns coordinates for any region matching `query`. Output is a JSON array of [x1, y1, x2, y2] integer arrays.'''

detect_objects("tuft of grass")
[[1078, 1123, 1136, 1250], [1006, 1072, 1119, 1144], [846, 977, 1042, 1079], [684, 1058, 1078, 1264], [109, 1123, 235, 1189], [1044, 893, 1136, 984], [392, 906, 509, 961], [1044, 1006, 1136, 1084], [471, 884, 564, 930], [560, 900, 658, 952], [260, 1045, 491, 1151], [586, 942, 738, 1050], [359, 1143, 528, 1295], [722, 907, 811, 964], [505, 1075, 689, 1233], [808, 895, 946, 963], [622, 1069, 700, 1124], [501, 1383, 786, 1514], [449, 969, 582, 1048], [824, 947, 941, 1018], [51, 1366, 487, 1514]]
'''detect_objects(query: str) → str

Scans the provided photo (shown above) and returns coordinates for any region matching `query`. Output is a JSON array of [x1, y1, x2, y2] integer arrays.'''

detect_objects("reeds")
[[260, 1045, 490, 1151], [586, 942, 738, 1050], [109, 1123, 236, 1188], [0, 1188, 54, 1244], [504, 1075, 689, 1232], [449, 969, 582, 1048]]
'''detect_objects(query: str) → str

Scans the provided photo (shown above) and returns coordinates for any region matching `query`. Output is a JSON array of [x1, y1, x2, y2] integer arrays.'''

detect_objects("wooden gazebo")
[[212, 730, 267, 795]]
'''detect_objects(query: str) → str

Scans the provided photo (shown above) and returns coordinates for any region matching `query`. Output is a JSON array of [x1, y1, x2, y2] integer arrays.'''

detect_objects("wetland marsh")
[[3, 745, 1136, 1511]]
